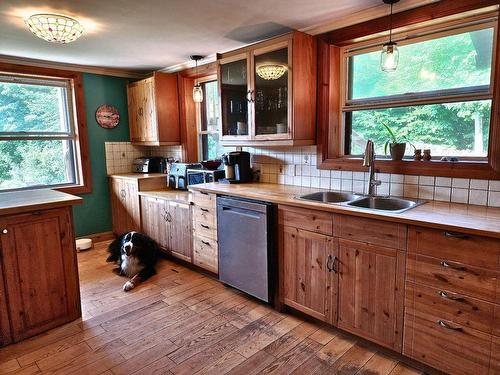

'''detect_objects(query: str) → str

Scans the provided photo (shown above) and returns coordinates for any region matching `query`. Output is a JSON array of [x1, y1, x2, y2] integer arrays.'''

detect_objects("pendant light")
[[191, 55, 204, 103], [380, 0, 400, 72], [25, 13, 84, 44]]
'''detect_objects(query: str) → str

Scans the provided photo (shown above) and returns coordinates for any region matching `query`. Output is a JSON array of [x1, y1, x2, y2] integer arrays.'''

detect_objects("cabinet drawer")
[[192, 191, 216, 208], [278, 205, 333, 236], [409, 226, 500, 270], [406, 281, 495, 334], [193, 221, 217, 240], [407, 254, 498, 303], [192, 205, 217, 227], [193, 235, 218, 274], [337, 215, 407, 250], [403, 312, 492, 375]]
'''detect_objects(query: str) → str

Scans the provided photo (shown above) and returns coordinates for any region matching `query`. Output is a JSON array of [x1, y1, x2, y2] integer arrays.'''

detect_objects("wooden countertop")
[[189, 182, 500, 238], [138, 190, 191, 204], [108, 173, 166, 180], [0, 189, 83, 216]]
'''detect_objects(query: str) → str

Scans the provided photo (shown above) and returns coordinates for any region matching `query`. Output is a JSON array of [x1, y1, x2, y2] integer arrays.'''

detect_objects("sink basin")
[[298, 191, 363, 203], [347, 196, 421, 213]]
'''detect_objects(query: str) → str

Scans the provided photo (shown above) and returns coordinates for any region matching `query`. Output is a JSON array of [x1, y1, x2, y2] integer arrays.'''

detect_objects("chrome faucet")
[[363, 140, 381, 196]]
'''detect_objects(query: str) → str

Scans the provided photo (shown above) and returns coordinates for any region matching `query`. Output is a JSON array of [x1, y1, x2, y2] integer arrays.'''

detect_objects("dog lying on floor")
[[107, 231, 159, 292]]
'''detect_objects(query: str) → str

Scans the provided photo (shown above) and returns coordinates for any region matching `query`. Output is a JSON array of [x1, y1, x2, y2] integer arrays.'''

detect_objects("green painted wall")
[[72, 73, 130, 237]]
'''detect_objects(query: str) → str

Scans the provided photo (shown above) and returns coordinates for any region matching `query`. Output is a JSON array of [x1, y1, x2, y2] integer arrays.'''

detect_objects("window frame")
[[317, 4, 500, 180], [0, 63, 91, 194]]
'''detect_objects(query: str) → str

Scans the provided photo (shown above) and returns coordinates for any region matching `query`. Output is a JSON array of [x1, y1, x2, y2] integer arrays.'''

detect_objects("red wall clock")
[[95, 105, 120, 129]]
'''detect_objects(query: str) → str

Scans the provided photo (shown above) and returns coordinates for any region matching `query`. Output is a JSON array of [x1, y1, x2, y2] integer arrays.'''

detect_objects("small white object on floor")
[[76, 238, 93, 252]]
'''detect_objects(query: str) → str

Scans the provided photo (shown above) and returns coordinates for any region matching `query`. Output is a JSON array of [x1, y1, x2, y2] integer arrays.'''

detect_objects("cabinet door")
[[140, 196, 169, 249], [168, 202, 193, 262], [281, 225, 337, 323], [127, 79, 157, 143], [0, 254, 12, 347], [110, 178, 140, 235], [0, 208, 80, 342], [219, 54, 251, 140], [338, 239, 405, 351], [253, 42, 291, 140]]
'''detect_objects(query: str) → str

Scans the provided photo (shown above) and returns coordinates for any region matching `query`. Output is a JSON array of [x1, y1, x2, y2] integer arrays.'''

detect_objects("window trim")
[[0, 63, 91, 194], [195, 75, 221, 161], [317, 3, 500, 180]]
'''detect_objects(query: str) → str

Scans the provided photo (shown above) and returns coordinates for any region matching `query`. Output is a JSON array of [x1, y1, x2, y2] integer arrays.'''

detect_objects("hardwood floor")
[[0, 241, 423, 375]]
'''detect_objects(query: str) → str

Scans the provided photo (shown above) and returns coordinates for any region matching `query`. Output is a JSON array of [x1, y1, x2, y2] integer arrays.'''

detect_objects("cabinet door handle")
[[201, 240, 211, 247], [438, 291, 465, 302], [440, 260, 466, 272], [327, 255, 337, 273], [120, 189, 126, 199], [138, 107, 143, 116], [200, 224, 210, 229], [443, 231, 471, 239], [1, 229, 7, 234], [246, 90, 252, 103], [437, 319, 463, 332], [166, 212, 172, 223]]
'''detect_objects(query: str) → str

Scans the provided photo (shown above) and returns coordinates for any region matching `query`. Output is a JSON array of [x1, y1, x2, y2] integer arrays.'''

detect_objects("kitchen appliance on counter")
[[187, 168, 225, 185], [221, 151, 252, 183], [133, 157, 165, 173], [217, 196, 276, 304], [168, 162, 202, 190]]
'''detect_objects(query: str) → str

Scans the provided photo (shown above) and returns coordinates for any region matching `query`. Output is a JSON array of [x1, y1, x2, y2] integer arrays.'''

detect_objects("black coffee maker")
[[221, 151, 252, 183]]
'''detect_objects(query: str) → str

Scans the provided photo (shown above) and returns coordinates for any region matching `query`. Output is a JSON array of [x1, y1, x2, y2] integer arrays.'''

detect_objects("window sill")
[[57, 184, 91, 195], [318, 157, 500, 180]]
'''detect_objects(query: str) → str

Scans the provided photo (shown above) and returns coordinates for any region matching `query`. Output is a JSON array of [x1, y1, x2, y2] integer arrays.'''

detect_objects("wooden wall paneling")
[[177, 74, 198, 162]]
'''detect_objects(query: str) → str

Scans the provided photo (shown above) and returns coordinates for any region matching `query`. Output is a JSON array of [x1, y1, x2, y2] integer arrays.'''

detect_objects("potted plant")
[[382, 123, 407, 161]]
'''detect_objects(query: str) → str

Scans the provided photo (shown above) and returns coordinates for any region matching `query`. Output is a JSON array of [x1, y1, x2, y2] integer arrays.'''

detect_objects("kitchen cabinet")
[[140, 196, 192, 262], [191, 191, 218, 273], [337, 239, 405, 351], [109, 175, 165, 236], [280, 224, 338, 323], [218, 31, 316, 146], [0, 207, 80, 345], [127, 72, 180, 146]]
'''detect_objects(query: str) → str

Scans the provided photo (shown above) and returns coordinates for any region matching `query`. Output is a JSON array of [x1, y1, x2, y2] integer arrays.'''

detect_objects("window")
[[343, 23, 495, 159], [0, 74, 82, 191], [198, 80, 223, 160]]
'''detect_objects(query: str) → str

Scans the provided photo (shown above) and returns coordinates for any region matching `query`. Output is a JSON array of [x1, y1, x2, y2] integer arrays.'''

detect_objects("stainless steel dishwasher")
[[217, 195, 275, 303]]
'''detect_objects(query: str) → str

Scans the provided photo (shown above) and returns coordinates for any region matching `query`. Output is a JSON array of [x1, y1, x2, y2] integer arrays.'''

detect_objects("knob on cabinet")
[[2, 229, 7, 234]]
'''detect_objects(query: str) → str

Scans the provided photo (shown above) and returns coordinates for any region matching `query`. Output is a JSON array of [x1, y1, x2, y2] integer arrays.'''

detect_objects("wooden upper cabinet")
[[281, 225, 338, 324], [218, 31, 317, 146], [0, 208, 80, 343], [337, 239, 405, 352], [127, 72, 180, 146]]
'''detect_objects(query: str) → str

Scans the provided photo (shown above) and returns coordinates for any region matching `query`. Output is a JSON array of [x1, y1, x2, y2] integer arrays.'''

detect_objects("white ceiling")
[[1, 0, 422, 72]]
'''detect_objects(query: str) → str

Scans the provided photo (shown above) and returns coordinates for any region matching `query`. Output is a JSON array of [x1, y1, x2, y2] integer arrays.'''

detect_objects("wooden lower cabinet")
[[0, 207, 80, 345], [110, 178, 140, 235], [337, 239, 405, 351], [140, 196, 192, 262], [491, 336, 500, 375], [281, 225, 338, 323]]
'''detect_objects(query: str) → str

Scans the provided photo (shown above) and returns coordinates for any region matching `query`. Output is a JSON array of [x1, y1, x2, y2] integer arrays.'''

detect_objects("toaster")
[[133, 157, 165, 173]]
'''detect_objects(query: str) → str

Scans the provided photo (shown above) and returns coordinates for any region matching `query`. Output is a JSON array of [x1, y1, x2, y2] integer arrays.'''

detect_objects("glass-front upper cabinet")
[[217, 32, 316, 146], [254, 45, 290, 139], [219, 55, 250, 139]]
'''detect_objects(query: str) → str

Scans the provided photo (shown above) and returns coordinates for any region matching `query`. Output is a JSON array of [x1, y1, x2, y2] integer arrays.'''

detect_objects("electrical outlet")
[[286, 164, 296, 176], [303, 154, 310, 164]]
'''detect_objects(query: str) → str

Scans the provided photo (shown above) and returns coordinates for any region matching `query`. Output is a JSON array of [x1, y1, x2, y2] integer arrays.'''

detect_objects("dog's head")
[[121, 231, 149, 257]]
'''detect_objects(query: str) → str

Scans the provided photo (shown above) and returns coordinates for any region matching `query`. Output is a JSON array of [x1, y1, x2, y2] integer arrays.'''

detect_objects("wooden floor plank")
[[0, 241, 423, 375]]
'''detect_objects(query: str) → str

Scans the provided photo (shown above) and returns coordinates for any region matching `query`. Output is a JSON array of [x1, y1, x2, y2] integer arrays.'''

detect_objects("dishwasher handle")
[[220, 205, 263, 220]]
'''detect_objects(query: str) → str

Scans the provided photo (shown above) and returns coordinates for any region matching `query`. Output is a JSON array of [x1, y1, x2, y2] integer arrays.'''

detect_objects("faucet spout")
[[363, 140, 381, 196], [363, 140, 374, 167]]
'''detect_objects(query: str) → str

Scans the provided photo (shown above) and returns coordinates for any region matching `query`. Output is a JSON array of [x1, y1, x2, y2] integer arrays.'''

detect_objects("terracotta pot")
[[389, 143, 406, 161]]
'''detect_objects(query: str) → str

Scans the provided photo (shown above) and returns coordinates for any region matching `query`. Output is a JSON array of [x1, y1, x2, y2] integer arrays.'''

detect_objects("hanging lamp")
[[191, 55, 204, 103], [380, 0, 400, 72]]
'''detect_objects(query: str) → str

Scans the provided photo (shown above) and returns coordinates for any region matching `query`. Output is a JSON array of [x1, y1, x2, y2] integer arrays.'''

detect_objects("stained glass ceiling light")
[[25, 14, 84, 44], [256, 64, 287, 80]]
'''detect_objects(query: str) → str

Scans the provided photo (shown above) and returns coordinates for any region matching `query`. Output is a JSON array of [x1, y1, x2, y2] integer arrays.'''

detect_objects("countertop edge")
[[0, 190, 83, 217], [189, 183, 500, 239], [108, 173, 166, 180]]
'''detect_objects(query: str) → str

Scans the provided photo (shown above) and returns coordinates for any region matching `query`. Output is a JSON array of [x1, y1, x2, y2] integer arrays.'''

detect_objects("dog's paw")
[[123, 281, 135, 292]]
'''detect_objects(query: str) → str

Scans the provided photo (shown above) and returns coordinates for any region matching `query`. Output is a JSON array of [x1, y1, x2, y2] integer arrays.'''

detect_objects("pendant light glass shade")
[[25, 14, 84, 44], [380, 42, 399, 72], [193, 83, 203, 103], [256, 64, 287, 80]]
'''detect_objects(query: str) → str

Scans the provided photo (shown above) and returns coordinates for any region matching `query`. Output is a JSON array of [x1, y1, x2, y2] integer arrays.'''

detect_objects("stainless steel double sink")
[[297, 191, 423, 213]]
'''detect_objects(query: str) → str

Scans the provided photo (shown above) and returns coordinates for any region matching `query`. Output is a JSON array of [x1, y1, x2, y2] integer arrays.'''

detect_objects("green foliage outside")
[[349, 28, 493, 157], [0, 81, 72, 190]]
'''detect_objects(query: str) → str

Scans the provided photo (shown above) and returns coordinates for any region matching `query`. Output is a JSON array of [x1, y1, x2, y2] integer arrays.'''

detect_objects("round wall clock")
[[95, 105, 120, 129]]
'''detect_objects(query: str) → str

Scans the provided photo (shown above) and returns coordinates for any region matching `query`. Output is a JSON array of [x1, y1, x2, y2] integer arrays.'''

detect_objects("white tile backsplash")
[[244, 145, 499, 207]]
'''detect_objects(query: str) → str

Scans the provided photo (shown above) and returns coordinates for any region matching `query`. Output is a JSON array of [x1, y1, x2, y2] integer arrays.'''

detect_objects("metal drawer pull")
[[437, 320, 463, 332], [201, 240, 211, 246], [443, 231, 471, 239], [200, 208, 209, 212], [200, 224, 210, 229], [1, 229, 7, 234], [438, 291, 465, 302], [199, 191, 209, 196], [440, 260, 466, 272], [327, 255, 337, 273]]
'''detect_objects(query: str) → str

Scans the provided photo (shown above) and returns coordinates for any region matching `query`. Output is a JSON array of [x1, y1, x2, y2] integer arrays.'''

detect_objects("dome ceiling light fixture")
[[380, 0, 400, 72], [191, 55, 204, 103], [256, 64, 287, 80], [25, 13, 84, 44]]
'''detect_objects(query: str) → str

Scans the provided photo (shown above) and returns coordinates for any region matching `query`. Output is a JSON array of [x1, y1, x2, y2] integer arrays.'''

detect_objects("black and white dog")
[[107, 231, 159, 292]]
